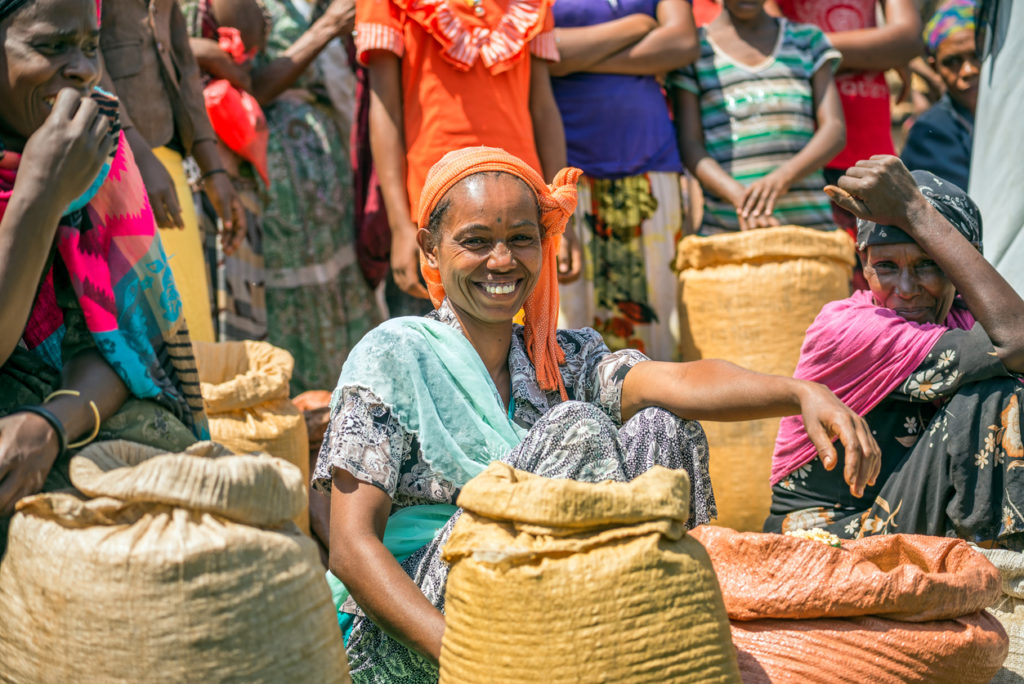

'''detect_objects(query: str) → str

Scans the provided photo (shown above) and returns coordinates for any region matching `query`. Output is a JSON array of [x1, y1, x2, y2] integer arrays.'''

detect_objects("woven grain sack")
[[976, 547, 1024, 682], [691, 527, 1001, 621], [0, 440, 349, 684], [676, 227, 855, 531], [194, 340, 310, 532], [440, 462, 740, 683], [690, 527, 1007, 683], [731, 612, 1008, 683]]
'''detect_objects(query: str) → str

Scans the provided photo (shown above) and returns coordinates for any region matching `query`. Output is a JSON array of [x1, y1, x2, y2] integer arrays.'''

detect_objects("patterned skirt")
[[558, 172, 683, 362], [262, 97, 381, 393], [765, 376, 1024, 546], [344, 402, 714, 683]]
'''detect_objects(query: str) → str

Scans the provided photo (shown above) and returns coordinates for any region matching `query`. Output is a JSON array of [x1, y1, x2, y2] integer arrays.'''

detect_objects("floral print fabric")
[[257, 0, 382, 393], [766, 324, 1024, 546], [557, 171, 683, 361]]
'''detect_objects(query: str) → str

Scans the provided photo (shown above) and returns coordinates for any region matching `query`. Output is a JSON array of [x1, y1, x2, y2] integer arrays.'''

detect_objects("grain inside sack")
[[440, 462, 740, 683]]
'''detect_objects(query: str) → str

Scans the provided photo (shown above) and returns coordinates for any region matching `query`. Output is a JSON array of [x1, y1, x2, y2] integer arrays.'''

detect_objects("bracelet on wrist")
[[200, 168, 229, 183], [17, 405, 67, 459], [43, 389, 101, 450]]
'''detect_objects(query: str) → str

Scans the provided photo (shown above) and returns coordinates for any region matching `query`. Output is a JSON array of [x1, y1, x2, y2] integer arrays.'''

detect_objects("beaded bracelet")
[[17, 405, 67, 458]]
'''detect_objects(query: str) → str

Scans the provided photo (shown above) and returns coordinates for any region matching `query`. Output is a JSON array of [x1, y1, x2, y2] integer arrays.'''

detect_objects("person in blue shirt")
[[902, 0, 978, 190]]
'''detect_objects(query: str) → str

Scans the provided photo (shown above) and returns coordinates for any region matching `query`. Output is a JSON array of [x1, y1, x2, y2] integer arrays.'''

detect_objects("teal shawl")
[[326, 317, 527, 635]]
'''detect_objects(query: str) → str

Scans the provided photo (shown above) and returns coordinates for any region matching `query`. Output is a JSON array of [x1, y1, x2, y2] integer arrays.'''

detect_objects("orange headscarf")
[[417, 146, 582, 400]]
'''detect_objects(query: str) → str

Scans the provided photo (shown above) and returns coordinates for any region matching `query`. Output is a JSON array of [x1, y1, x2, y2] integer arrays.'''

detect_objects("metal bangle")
[[43, 389, 102, 450], [16, 405, 67, 459]]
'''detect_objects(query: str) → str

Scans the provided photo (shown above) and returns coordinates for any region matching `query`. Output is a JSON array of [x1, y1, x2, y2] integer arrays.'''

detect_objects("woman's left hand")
[[557, 215, 583, 283], [0, 413, 61, 515], [796, 381, 881, 498]]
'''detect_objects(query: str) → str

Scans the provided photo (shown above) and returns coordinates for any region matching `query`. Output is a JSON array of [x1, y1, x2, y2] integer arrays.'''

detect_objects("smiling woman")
[[420, 172, 543, 338], [0, 0, 206, 556], [312, 146, 881, 681], [767, 157, 1024, 545]]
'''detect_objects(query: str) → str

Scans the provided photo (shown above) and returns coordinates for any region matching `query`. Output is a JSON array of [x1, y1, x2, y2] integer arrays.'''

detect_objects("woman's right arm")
[[765, 0, 921, 73], [0, 90, 114, 363], [330, 469, 445, 664], [671, 87, 750, 228], [368, 52, 429, 299], [583, 0, 698, 76]]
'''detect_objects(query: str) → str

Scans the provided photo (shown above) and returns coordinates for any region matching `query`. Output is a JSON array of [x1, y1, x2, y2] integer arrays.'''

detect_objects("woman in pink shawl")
[[765, 156, 1024, 547], [0, 0, 206, 558]]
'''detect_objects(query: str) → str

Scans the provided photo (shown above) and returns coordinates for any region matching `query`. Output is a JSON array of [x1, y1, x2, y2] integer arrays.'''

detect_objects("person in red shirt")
[[766, 0, 921, 233]]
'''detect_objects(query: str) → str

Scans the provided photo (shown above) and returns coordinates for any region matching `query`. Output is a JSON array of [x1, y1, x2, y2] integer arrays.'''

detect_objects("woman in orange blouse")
[[356, 0, 579, 303]]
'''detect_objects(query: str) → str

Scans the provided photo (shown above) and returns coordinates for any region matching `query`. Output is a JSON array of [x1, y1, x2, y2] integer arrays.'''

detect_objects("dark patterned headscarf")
[[856, 170, 983, 251], [0, 0, 30, 23]]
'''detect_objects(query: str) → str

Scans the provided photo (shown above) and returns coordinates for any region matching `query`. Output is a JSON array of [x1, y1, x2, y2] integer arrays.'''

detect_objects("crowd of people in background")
[[1, 0, 1023, 678], [140, 0, 1007, 377]]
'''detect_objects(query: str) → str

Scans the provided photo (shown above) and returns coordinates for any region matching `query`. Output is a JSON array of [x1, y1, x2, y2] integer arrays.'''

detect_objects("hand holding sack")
[[440, 463, 740, 683], [691, 526, 1008, 683], [0, 440, 349, 682]]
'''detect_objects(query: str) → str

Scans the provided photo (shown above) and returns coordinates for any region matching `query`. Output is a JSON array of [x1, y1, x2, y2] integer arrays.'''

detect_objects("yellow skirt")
[[152, 146, 215, 343]]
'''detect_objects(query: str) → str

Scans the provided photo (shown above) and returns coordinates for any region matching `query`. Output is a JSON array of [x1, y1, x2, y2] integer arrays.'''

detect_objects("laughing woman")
[[767, 157, 1024, 545], [312, 146, 878, 682], [0, 0, 206, 555]]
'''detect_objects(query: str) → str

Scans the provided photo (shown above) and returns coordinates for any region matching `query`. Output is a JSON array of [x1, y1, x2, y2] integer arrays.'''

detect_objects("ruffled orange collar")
[[398, 0, 551, 73]]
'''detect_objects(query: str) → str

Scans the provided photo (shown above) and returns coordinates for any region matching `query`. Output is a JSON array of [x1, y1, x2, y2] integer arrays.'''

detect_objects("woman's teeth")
[[482, 282, 516, 295]]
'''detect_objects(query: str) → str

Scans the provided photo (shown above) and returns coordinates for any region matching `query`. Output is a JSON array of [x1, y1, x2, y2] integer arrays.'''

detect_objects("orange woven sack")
[[690, 527, 1008, 683], [690, 526, 1001, 621], [731, 613, 1008, 683]]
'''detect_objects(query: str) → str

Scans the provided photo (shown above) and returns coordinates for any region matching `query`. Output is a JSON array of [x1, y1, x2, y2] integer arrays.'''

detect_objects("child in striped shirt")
[[669, 0, 845, 234]]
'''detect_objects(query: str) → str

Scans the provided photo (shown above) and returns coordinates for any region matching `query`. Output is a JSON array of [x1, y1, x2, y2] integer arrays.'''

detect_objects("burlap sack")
[[691, 526, 1001, 621], [691, 527, 1007, 682], [193, 340, 310, 532], [976, 547, 1024, 682], [440, 463, 740, 683], [676, 227, 855, 531], [0, 440, 349, 683]]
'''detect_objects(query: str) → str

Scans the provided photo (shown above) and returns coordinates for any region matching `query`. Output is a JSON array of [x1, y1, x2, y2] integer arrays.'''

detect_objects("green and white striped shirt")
[[669, 19, 841, 234]]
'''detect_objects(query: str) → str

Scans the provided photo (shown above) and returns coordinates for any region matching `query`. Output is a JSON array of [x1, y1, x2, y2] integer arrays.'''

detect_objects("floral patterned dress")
[[766, 323, 1024, 547], [313, 300, 714, 683], [257, 0, 381, 392]]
